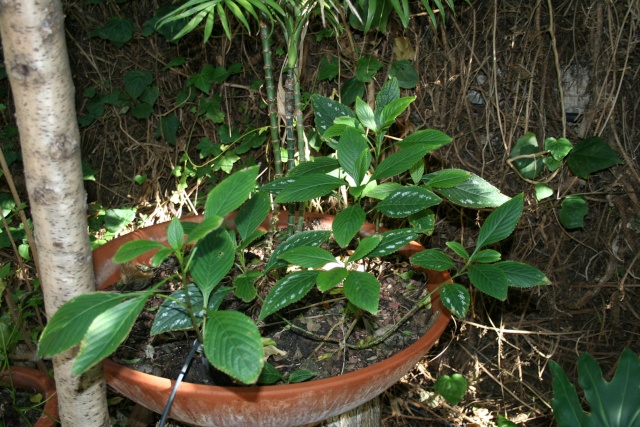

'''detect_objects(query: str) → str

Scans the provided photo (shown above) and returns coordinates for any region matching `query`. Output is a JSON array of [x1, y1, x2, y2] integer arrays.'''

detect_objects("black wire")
[[158, 338, 201, 427]]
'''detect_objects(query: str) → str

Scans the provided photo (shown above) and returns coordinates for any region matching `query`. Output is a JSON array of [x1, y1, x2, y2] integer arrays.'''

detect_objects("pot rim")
[[0, 366, 59, 427]]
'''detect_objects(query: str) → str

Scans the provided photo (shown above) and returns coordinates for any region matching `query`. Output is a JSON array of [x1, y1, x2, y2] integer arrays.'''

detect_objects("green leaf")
[[332, 203, 367, 247], [436, 174, 510, 208], [355, 97, 377, 131], [190, 228, 235, 299], [509, 132, 544, 179], [150, 284, 234, 335], [409, 159, 424, 185], [468, 264, 508, 300], [440, 283, 470, 317], [535, 183, 554, 201], [371, 145, 434, 181], [494, 261, 551, 288], [559, 195, 588, 229], [124, 70, 153, 100], [434, 373, 468, 405], [377, 96, 415, 131], [316, 268, 349, 292], [236, 192, 270, 241], [113, 240, 166, 264], [388, 60, 418, 88], [132, 103, 153, 120], [446, 241, 469, 259], [340, 78, 365, 106], [259, 271, 319, 320], [311, 94, 356, 135], [288, 369, 316, 383], [544, 137, 573, 161], [496, 414, 518, 427], [344, 271, 380, 314], [166, 217, 184, 251], [408, 209, 435, 234], [318, 55, 339, 81], [376, 77, 400, 110], [397, 129, 452, 150], [375, 187, 441, 218], [151, 247, 173, 267], [258, 363, 283, 385], [265, 230, 331, 272], [73, 296, 148, 375], [287, 157, 340, 177], [348, 235, 382, 263], [90, 18, 134, 46], [105, 208, 136, 233], [278, 247, 336, 268], [566, 136, 623, 178], [475, 194, 523, 249], [204, 311, 264, 384], [366, 182, 403, 200], [356, 55, 382, 82], [157, 114, 180, 145], [368, 229, 419, 258], [185, 216, 225, 244], [275, 175, 345, 204], [411, 249, 456, 271], [234, 271, 260, 302], [472, 249, 501, 263], [337, 128, 371, 186], [422, 169, 471, 188], [38, 293, 129, 358], [205, 165, 258, 218], [549, 359, 590, 427]]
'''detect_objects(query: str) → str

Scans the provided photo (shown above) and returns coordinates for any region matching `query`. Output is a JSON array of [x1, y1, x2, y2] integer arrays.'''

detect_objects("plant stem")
[[259, 15, 282, 179]]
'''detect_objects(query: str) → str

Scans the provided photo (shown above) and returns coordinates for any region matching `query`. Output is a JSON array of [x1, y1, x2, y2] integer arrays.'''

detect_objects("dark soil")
[[0, 385, 46, 427]]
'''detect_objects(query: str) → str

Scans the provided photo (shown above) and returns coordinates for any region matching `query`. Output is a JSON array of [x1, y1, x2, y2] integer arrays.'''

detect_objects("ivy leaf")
[[259, 271, 319, 320], [509, 132, 543, 179], [434, 373, 468, 405], [468, 264, 508, 300], [124, 70, 153, 100], [475, 194, 523, 250], [544, 137, 573, 161], [566, 136, 623, 178], [356, 55, 382, 82], [333, 204, 366, 248], [344, 271, 380, 314], [440, 283, 470, 318], [558, 195, 588, 229], [388, 60, 418, 88], [90, 18, 135, 46]]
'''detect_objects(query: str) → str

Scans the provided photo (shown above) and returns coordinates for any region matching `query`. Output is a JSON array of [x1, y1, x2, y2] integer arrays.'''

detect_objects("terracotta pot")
[[95, 212, 451, 427], [0, 366, 59, 427]]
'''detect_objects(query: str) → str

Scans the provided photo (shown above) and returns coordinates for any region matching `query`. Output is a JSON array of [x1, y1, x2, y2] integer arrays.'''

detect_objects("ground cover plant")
[[0, 0, 638, 425]]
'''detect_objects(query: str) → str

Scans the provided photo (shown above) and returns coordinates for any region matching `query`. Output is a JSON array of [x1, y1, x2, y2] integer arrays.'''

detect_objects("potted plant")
[[0, 366, 59, 427], [37, 78, 549, 426]]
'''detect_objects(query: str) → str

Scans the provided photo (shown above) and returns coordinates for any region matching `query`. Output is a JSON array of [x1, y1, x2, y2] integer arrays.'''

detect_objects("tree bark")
[[0, 1, 109, 425]]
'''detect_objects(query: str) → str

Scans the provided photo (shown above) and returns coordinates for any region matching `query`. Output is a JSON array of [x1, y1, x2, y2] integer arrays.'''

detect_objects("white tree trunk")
[[0, 1, 109, 425]]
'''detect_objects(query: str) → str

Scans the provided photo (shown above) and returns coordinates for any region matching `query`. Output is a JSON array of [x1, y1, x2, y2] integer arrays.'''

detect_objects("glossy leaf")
[[495, 261, 551, 288], [397, 129, 452, 150], [205, 165, 258, 218], [371, 145, 433, 181], [278, 247, 336, 268], [468, 264, 508, 300], [422, 169, 471, 188], [258, 363, 283, 385], [356, 55, 382, 82], [274, 175, 345, 204], [366, 182, 403, 200], [347, 235, 382, 264], [440, 283, 470, 317], [190, 228, 235, 299], [559, 195, 588, 229], [411, 249, 456, 271], [509, 132, 543, 179], [259, 271, 319, 320], [333, 204, 366, 248], [287, 157, 340, 177], [265, 230, 331, 272], [368, 229, 418, 258], [375, 187, 441, 218], [337, 128, 371, 186], [185, 215, 225, 244], [535, 183, 554, 201], [566, 136, 623, 178], [317, 267, 349, 292], [236, 192, 270, 241], [446, 241, 469, 259], [38, 293, 130, 358], [355, 97, 377, 131], [544, 137, 573, 161], [475, 194, 523, 249], [204, 311, 264, 384], [436, 174, 510, 208], [344, 271, 380, 314], [73, 296, 148, 375], [113, 240, 166, 264], [434, 373, 468, 405]]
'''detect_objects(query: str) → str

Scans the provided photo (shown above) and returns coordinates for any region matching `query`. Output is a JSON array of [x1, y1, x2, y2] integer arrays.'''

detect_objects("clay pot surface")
[[96, 212, 451, 427], [0, 366, 59, 427]]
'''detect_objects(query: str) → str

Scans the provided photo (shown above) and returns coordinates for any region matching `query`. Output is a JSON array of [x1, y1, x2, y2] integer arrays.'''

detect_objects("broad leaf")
[[375, 77, 400, 110], [366, 182, 403, 200], [468, 264, 508, 300], [259, 271, 319, 320], [333, 204, 366, 247], [236, 192, 270, 240], [434, 373, 468, 405], [166, 217, 184, 251], [446, 241, 469, 260], [190, 228, 235, 299], [258, 363, 283, 385], [368, 229, 419, 258], [113, 240, 166, 264], [344, 271, 380, 314], [316, 267, 349, 292], [204, 311, 263, 384], [422, 169, 471, 188], [475, 194, 523, 250], [337, 127, 371, 186], [566, 136, 623, 178], [234, 271, 261, 302], [436, 174, 510, 208], [265, 230, 330, 272], [73, 296, 148, 375], [355, 97, 377, 131], [559, 195, 588, 229], [509, 132, 543, 179], [288, 369, 316, 383], [185, 215, 224, 244], [38, 293, 129, 357], [260, 176, 295, 195], [278, 247, 336, 268], [356, 55, 382, 82], [287, 157, 340, 177], [397, 129, 452, 150], [205, 165, 258, 218], [375, 187, 441, 218], [472, 249, 501, 263], [124, 70, 153, 100], [408, 209, 435, 234], [371, 145, 433, 181], [311, 94, 356, 135], [535, 183, 554, 201], [495, 261, 550, 288], [549, 360, 590, 427], [411, 249, 456, 271], [274, 174, 345, 204], [388, 60, 418, 88], [376, 96, 415, 131], [347, 235, 382, 264], [440, 283, 470, 317], [544, 137, 573, 161]]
